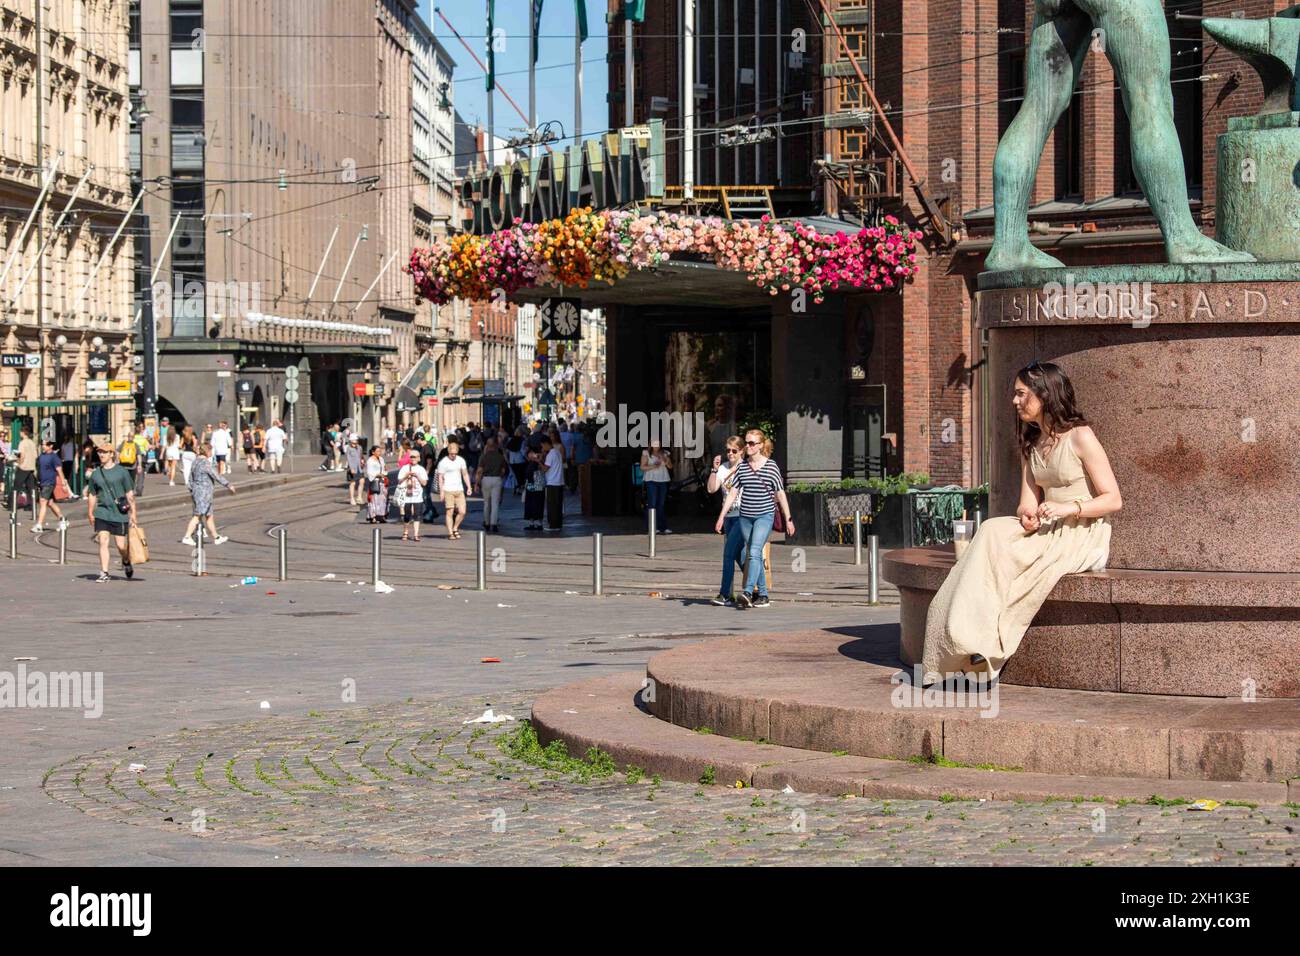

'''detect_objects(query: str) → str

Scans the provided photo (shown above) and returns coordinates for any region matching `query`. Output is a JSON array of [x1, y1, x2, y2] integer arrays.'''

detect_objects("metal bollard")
[[476, 531, 486, 590], [867, 534, 880, 604], [7, 510, 16, 560], [277, 527, 287, 581], [853, 509, 863, 566], [592, 532, 603, 596], [648, 508, 657, 559], [371, 526, 382, 585], [194, 530, 204, 576], [58, 524, 67, 565]]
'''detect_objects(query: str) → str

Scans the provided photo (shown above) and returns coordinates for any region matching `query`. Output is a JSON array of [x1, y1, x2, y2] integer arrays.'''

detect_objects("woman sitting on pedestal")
[[921, 361, 1123, 684]]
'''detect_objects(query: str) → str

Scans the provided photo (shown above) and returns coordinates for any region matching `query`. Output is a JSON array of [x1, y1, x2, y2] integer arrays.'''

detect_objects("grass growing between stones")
[[908, 754, 1023, 772], [497, 720, 617, 783]]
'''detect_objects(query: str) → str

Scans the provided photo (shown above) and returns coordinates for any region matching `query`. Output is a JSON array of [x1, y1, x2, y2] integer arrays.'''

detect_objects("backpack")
[[468, 431, 483, 453], [118, 440, 137, 465]]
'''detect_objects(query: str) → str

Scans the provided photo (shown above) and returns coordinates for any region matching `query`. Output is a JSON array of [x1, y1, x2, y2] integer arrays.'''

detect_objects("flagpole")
[[529, 1, 537, 162], [486, 0, 495, 169], [683, 0, 694, 199], [574, 12, 582, 145], [624, 16, 633, 127]]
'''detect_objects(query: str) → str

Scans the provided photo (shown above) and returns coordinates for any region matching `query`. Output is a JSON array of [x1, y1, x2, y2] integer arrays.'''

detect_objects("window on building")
[[170, 1, 203, 48], [171, 94, 203, 128], [999, 52, 1025, 140], [129, 2, 141, 48], [1054, 93, 1083, 200], [1113, 12, 1201, 196]]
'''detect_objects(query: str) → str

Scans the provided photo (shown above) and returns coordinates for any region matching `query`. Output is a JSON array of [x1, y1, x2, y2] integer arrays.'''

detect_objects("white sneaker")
[[213, 535, 229, 545], [30, 524, 43, 533], [57, 519, 68, 530], [180, 536, 197, 546]]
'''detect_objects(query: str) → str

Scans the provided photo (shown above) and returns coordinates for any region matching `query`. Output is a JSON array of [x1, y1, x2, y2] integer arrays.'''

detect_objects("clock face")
[[553, 301, 580, 336]]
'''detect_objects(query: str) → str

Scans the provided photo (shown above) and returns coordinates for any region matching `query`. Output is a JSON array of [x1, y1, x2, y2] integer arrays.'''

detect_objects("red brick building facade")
[[608, 0, 1281, 485]]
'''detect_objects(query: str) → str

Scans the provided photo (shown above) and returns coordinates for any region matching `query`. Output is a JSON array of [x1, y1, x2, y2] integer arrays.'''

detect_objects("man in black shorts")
[[86, 445, 138, 582]]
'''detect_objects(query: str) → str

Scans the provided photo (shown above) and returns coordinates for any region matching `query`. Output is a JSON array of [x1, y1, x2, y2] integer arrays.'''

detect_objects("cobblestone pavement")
[[40, 693, 1300, 866]]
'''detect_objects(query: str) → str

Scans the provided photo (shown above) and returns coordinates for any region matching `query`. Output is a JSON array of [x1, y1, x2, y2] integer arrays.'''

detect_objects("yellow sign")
[[107, 379, 132, 394]]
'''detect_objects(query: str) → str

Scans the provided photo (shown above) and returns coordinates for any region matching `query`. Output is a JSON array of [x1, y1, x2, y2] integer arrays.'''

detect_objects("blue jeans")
[[645, 480, 669, 531], [739, 512, 774, 596], [719, 515, 745, 597]]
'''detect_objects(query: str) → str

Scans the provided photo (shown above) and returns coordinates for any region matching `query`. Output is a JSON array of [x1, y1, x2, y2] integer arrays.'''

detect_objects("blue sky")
[[421, 1, 611, 149]]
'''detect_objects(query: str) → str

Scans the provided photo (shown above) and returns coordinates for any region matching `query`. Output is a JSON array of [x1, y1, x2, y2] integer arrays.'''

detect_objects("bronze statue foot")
[[1166, 233, 1257, 264], [984, 242, 1066, 273]]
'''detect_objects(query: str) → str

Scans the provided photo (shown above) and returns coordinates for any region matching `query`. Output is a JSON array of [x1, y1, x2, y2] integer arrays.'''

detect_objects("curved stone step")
[[641, 630, 1300, 783], [532, 672, 1294, 804]]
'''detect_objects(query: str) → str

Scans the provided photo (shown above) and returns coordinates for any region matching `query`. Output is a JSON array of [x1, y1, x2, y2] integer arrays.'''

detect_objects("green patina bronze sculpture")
[[987, 0, 1260, 272]]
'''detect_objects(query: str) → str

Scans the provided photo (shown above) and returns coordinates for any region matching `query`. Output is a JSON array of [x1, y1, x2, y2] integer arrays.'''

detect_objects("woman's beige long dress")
[[920, 431, 1111, 682]]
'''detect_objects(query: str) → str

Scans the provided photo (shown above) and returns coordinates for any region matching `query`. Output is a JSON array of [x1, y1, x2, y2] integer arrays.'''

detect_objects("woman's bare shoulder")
[[1068, 424, 1101, 451]]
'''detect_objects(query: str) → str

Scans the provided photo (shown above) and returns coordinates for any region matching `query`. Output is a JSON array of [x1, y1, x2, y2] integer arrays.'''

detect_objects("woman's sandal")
[[401, 532, 409, 541]]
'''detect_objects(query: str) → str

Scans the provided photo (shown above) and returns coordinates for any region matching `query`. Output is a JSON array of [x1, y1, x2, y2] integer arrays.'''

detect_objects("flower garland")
[[407, 210, 922, 306]]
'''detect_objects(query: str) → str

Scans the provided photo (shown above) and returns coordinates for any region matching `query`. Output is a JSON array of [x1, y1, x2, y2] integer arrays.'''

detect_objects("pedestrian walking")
[[346, 434, 365, 507], [475, 436, 507, 532], [163, 425, 181, 485], [506, 427, 527, 496], [31, 439, 68, 533], [716, 430, 795, 609], [707, 436, 746, 606], [241, 426, 256, 473], [85, 445, 137, 582], [252, 423, 266, 472], [641, 440, 672, 535], [435, 439, 471, 539], [131, 425, 150, 494], [542, 435, 565, 532], [115, 427, 141, 498], [180, 443, 235, 545], [264, 420, 287, 473], [364, 445, 388, 524], [416, 435, 440, 524], [60, 434, 77, 488], [395, 456, 429, 541], [12, 426, 38, 509], [210, 420, 233, 475], [179, 435, 198, 487], [319, 423, 336, 471]]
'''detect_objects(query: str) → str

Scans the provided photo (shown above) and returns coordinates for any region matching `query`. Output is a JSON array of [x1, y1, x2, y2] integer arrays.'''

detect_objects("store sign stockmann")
[[460, 120, 665, 236]]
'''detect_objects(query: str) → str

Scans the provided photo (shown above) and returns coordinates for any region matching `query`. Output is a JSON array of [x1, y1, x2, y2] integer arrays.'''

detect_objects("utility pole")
[[35, 0, 44, 401], [136, 215, 157, 417]]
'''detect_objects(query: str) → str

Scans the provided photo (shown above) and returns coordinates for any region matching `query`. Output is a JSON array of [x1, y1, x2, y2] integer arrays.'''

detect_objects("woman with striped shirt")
[[715, 429, 795, 608]]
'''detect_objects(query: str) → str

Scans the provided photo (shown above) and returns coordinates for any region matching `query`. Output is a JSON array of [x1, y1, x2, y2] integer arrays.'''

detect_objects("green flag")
[[532, 0, 545, 64], [486, 0, 495, 91], [625, 0, 645, 23], [575, 0, 588, 44]]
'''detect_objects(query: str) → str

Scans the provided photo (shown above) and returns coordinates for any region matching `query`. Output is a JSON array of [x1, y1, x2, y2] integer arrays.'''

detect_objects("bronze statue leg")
[[1077, 0, 1253, 262], [988, 3, 1092, 272]]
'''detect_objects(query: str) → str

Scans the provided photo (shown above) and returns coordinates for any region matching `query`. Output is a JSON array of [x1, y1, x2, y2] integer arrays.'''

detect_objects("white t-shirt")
[[544, 448, 564, 486], [642, 452, 670, 483], [365, 456, 384, 480], [264, 426, 286, 454], [396, 463, 428, 503], [716, 461, 743, 517], [437, 456, 469, 493], [211, 428, 232, 456]]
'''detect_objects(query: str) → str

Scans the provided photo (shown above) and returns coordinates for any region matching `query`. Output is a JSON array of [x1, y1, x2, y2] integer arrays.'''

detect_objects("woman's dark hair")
[[1015, 360, 1089, 460], [368, 445, 382, 457]]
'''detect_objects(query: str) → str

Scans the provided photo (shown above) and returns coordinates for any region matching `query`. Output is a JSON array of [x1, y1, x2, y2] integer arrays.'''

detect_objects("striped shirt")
[[732, 459, 784, 519]]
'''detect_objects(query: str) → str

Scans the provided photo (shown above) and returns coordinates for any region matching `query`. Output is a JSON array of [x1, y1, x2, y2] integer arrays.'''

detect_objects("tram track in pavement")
[[22, 475, 898, 606]]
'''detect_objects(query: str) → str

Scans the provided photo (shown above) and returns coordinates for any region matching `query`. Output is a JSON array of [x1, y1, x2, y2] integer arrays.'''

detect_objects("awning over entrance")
[[510, 259, 771, 309], [395, 353, 436, 407]]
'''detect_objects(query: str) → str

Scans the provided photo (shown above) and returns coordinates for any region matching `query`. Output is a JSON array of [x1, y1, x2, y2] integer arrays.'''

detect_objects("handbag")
[[771, 489, 787, 535], [53, 471, 72, 502], [127, 525, 149, 564]]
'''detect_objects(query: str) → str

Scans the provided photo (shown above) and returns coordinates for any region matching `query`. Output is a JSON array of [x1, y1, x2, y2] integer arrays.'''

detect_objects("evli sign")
[[460, 121, 665, 236]]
